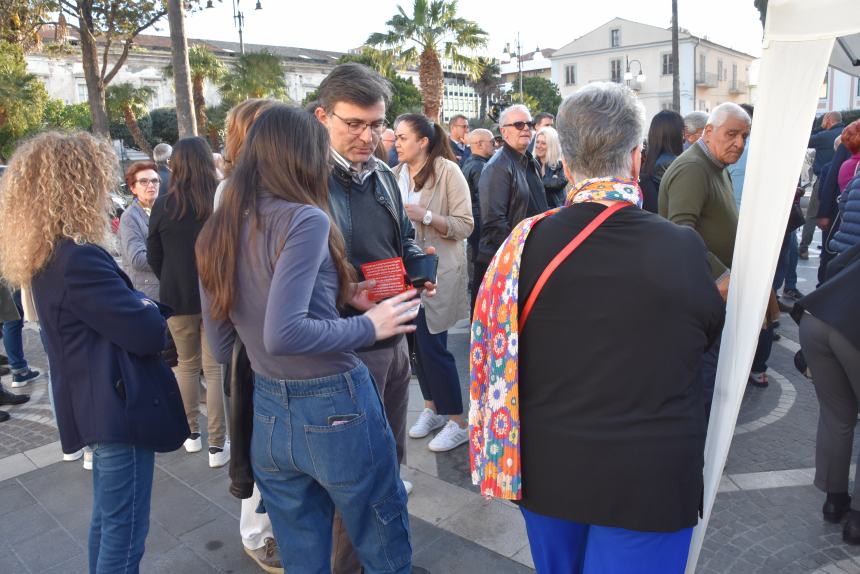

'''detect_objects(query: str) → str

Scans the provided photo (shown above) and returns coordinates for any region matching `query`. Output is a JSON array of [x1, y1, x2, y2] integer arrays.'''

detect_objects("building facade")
[[816, 66, 860, 114], [550, 18, 756, 123], [500, 48, 556, 87]]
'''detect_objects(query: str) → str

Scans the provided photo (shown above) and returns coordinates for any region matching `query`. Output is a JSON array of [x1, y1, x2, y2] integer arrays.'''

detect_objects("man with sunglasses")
[[314, 62, 432, 574], [474, 104, 548, 295]]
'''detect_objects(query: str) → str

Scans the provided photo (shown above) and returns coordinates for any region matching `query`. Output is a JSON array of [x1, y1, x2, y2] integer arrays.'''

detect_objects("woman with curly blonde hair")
[[0, 131, 190, 574]]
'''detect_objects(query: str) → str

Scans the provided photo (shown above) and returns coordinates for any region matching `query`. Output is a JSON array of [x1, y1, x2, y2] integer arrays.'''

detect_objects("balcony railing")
[[696, 71, 718, 87], [729, 80, 748, 94]]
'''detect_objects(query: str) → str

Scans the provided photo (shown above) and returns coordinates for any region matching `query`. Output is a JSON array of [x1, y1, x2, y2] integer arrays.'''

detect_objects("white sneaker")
[[408, 408, 446, 438], [62, 449, 83, 462], [209, 441, 230, 468], [428, 421, 469, 452], [184, 432, 202, 453], [83, 449, 93, 471], [402, 479, 413, 496]]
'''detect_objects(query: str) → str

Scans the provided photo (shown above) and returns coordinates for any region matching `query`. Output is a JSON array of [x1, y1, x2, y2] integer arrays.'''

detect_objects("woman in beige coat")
[[393, 114, 474, 452]]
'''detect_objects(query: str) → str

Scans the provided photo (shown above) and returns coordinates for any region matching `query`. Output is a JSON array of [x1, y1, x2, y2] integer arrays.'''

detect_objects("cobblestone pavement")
[[3, 232, 860, 573]]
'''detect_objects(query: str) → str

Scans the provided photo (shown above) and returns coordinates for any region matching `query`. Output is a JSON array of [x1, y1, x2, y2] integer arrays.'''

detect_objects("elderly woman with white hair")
[[470, 83, 725, 572], [533, 126, 569, 208]]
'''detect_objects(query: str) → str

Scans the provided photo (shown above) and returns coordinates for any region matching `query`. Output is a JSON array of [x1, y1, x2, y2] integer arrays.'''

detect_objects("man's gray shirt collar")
[[697, 138, 727, 170], [330, 148, 378, 184]]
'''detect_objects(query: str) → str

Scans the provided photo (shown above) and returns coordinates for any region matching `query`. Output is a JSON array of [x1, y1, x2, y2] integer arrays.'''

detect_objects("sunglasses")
[[502, 121, 536, 131]]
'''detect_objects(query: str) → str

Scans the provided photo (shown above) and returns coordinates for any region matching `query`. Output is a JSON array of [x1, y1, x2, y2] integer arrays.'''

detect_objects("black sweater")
[[147, 194, 207, 315], [517, 202, 724, 532]]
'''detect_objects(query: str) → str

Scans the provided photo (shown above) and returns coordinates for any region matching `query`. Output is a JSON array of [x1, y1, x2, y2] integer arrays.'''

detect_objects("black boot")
[[824, 493, 851, 523], [844, 510, 860, 545]]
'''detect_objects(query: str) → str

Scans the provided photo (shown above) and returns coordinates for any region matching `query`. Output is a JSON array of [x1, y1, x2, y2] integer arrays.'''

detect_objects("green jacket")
[[658, 142, 738, 278]]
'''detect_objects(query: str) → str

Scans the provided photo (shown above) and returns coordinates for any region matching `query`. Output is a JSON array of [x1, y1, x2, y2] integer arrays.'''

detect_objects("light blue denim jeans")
[[88, 443, 155, 574], [252, 362, 411, 574]]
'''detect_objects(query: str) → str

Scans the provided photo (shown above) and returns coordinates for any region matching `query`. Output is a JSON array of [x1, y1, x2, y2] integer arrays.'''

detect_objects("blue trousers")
[[251, 363, 411, 574], [2, 289, 28, 371], [774, 232, 799, 292], [88, 443, 155, 574], [414, 308, 464, 415], [521, 507, 693, 574]]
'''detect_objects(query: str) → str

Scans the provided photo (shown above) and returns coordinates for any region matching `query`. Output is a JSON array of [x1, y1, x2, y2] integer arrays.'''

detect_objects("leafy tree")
[[167, 44, 225, 136], [219, 50, 287, 107], [335, 51, 423, 125], [509, 92, 540, 115], [367, 0, 488, 121], [106, 82, 155, 156], [0, 40, 48, 161], [470, 57, 500, 121], [0, 0, 52, 51], [42, 99, 92, 130], [53, 1, 170, 137], [521, 76, 562, 116], [149, 107, 179, 144]]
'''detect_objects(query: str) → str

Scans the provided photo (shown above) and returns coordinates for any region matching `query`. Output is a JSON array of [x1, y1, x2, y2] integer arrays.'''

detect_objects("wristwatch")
[[422, 210, 433, 225]]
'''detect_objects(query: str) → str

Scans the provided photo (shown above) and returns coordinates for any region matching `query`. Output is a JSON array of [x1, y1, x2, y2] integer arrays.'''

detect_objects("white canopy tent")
[[687, 1, 860, 572]]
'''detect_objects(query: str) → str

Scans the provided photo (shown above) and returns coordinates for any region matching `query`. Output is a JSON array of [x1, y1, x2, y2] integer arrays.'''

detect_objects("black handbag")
[[787, 202, 806, 232]]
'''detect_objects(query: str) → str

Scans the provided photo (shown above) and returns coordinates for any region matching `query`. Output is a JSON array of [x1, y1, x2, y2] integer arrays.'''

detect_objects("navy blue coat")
[[830, 172, 860, 254], [31, 240, 189, 454]]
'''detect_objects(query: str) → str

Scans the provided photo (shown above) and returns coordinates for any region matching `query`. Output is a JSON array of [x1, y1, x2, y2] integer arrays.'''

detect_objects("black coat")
[[31, 240, 189, 454], [461, 153, 488, 257], [517, 203, 724, 532], [147, 193, 207, 315], [477, 144, 548, 264]]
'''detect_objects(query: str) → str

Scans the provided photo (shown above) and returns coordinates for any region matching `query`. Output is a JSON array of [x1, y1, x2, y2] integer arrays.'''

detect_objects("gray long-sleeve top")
[[201, 195, 376, 380]]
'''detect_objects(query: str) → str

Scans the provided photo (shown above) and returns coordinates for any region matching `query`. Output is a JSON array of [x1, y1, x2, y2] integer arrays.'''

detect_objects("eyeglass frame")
[[330, 111, 388, 136], [134, 177, 161, 187]]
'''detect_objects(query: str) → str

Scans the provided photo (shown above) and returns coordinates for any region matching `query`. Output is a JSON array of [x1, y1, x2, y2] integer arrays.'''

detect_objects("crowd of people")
[[0, 59, 858, 574]]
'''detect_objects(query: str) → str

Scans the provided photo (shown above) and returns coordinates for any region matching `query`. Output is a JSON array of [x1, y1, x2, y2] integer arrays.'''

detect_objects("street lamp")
[[503, 33, 524, 103], [624, 56, 646, 88], [207, 0, 262, 54]]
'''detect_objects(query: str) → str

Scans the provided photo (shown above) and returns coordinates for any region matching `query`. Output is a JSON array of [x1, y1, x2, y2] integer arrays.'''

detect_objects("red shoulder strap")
[[520, 202, 630, 330]]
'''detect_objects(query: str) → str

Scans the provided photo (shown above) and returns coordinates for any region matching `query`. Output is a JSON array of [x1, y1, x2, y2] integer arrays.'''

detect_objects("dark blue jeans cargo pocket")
[[373, 489, 412, 570], [252, 413, 279, 472], [305, 413, 373, 487]]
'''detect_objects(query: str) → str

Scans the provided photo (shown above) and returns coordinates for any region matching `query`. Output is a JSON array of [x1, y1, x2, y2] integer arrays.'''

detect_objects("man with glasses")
[[461, 128, 495, 310], [314, 62, 431, 574], [448, 114, 471, 166], [474, 104, 548, 295]]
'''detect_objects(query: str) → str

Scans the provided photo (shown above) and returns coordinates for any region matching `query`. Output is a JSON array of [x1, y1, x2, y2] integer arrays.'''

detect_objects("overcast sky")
[[161, 0, 764, 58]]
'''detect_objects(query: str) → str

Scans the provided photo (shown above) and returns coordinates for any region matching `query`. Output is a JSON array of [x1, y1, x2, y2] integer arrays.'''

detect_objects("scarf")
[[468, 176, 641, 500]]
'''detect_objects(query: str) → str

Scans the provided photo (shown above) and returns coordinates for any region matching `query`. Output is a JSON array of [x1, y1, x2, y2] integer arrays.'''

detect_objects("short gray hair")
[[153, 143, 172, 164], [556, 82, 645, 179], [707, 103, 751, 129], [683, 111, 709, 134], [499, 104, 531, 126]]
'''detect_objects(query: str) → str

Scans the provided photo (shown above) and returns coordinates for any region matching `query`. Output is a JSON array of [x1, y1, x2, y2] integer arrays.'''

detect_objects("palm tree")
[[470, 57, 500, 121], [367, 0, 488, 122], [167, 45, 226, 136], [106, 82, 155, 156], [219, 50, 287, 107]]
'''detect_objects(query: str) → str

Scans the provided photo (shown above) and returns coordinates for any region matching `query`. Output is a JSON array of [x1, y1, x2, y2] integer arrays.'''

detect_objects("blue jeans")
[[773, 232, 799, 292], [252, 363, 411, 574], [2, 289, 27, 371], [414, 308, 463, 415], [88, 443, 155, 574], [521, 506, 693, 573]]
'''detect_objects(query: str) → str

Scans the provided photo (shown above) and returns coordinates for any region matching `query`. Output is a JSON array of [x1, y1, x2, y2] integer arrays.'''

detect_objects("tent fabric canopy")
[[686, 1, 860, 572]]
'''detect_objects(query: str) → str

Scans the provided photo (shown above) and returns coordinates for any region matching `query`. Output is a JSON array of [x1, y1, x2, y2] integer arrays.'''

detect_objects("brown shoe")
[[244, 537, 283, 574]]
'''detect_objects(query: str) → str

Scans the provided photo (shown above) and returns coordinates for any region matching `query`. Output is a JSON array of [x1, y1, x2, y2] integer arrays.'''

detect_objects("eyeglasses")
[[331, 112, 388, 136], [502, 121, 536, 131], [135, 178, 160, 187], [453, 123, 470, 130]]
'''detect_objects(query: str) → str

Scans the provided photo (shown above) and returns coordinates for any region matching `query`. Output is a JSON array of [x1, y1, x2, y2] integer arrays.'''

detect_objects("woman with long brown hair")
[[198, 104, 418, 573], [147, 136, 228, 467], [0, 132, 189, 572]]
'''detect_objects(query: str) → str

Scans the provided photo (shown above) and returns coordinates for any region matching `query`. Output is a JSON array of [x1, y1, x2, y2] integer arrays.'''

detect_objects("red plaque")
[[359, 257, 408, 302]]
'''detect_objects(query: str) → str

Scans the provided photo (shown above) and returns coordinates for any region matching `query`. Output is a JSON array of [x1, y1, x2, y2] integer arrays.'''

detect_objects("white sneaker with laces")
[[184, 433, 202, 453], [428, 420, 469, 452], [408, 408, 446, 438], [62, 449, 83, 462], [402, 479, 413, 496], [209, 441, 231, 468]]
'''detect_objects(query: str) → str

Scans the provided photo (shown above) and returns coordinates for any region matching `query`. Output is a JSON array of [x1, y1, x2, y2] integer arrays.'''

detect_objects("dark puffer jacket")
[[829, 171, 860, 254]]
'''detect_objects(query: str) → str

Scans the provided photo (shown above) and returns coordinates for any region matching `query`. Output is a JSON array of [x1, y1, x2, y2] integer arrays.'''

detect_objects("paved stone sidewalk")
[[3, 234, 860, 573]]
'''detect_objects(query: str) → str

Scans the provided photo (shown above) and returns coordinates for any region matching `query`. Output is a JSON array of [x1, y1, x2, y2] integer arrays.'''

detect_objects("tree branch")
[[103, 9, 167, 85]]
